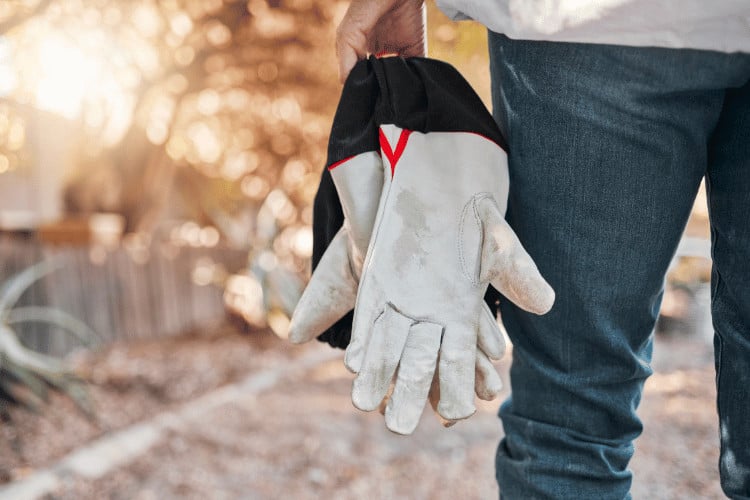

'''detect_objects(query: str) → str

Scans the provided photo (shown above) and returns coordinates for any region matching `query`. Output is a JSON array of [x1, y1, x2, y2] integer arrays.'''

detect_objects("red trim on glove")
[[328, 155, 355, 171], [379, 128, 412, 177]]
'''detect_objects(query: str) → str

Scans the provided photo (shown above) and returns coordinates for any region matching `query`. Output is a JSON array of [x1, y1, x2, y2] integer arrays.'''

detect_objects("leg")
[[706, 75, 750, 499], [488, 34, 748, 499]]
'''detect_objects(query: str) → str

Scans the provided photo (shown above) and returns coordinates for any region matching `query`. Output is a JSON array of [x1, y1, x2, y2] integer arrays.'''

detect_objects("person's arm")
[[336, 0, 426, 82]]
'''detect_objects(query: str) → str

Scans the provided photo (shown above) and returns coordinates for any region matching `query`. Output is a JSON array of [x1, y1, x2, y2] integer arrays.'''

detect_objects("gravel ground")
[[0, 323, 288, 482], [0, 323, 724, 499]]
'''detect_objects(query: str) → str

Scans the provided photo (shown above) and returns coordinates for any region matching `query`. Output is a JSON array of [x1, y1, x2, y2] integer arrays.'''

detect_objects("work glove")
[[289, 57, 508, 431], [339, 57, 555, 435]]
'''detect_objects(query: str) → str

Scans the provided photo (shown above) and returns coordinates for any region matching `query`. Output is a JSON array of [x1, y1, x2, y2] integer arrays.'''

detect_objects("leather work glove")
[[288, 57, 508, 429], [338, 57, 555, 435]]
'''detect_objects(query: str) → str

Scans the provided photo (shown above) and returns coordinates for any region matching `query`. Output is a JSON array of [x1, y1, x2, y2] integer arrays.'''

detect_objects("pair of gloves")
[[289, 56, 554, 435]]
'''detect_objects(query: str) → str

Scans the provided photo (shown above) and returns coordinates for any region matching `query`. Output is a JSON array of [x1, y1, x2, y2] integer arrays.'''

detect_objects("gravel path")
[[11, 336, 723, 498], [1, 326, 724, 499]]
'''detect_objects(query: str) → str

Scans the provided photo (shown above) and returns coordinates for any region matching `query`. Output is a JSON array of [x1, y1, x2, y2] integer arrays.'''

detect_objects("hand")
[[336, 0, 426, 82]]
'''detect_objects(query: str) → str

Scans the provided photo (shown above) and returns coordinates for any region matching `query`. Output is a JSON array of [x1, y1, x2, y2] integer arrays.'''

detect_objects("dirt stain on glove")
[[392, 189, 429, 273]]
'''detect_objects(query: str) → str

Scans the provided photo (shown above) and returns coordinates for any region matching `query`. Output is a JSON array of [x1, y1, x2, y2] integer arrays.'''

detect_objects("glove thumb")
[[288, 228, 359, 343], [479, 198, 555, 315]]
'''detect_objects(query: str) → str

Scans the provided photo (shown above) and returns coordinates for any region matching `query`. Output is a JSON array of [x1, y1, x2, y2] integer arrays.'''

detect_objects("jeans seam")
[[711, 266, 729, 495]]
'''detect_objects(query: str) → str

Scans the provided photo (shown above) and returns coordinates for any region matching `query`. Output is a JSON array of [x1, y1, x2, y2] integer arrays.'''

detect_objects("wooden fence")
[[0, 233, 248, 356]]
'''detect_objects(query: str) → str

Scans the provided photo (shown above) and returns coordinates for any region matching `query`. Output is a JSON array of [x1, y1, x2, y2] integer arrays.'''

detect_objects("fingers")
[[475, 350, 503, 401], [384, 321, 441, 435], [378, 380, 395, 416], [437, 324, 477, 421], [336, 0, 427, 83], [351, 303, 412, 411], [336, 0, 390, 83], [337, 32, 366, 84], [428, 367, 457, 428], [429, 337, 502, 428], [367, 1, 427, 58], [345, 273, 388, 373], [479, 199, 556, 315], [344, 301, 374, 372], [351, 305, 498, 431], [477, 303, 505, 360], [288, 229, 358, 344], [475, 303, 505, 399]]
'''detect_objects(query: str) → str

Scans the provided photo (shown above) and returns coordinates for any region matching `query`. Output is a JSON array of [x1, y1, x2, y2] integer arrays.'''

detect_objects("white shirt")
[[436, 0, 750, 53]]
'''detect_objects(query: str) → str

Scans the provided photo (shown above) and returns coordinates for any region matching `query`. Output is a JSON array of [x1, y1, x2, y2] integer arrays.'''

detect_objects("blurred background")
[[0, 1, 718, 498]]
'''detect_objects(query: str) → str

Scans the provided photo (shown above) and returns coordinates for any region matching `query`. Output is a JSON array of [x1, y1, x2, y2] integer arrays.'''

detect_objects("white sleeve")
[[435, 0, 473, 21]]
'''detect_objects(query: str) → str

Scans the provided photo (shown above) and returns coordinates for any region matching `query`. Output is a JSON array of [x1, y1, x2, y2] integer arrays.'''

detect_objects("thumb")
[[335, 0, 392, 83], [288, 229, 358, 343], [479, 200, 556, 315]]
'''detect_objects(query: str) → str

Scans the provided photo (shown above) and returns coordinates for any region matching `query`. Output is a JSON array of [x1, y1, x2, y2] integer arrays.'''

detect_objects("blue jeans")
[[488, 32, 750, 499]]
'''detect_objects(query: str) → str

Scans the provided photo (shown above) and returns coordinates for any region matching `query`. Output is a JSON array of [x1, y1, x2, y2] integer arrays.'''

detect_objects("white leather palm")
[[347, 125, 555, 434], [288, 141, 508, 432]]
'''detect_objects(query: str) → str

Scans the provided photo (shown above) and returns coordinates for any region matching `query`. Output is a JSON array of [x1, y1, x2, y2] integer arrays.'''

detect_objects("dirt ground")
[[0, 321, 724, 499]]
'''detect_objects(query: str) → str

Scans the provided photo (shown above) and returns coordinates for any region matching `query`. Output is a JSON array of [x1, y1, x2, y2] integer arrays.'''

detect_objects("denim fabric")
[[488, 32, 750, 499]]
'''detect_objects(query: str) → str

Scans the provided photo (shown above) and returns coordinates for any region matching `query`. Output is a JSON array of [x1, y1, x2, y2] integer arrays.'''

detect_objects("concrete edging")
[[0, 347, 340, 500]]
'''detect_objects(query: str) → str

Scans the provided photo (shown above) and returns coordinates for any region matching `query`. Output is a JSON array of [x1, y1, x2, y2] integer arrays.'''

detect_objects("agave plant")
[[0, 260, 98, 416]]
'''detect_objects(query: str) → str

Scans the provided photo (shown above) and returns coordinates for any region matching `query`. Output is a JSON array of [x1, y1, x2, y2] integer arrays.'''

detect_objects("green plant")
[[0, 261, 97, 416]]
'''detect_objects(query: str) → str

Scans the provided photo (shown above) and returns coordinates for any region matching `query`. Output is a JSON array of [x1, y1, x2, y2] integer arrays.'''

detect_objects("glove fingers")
[[477, 303, 505, 360], [437, 323, 477, 421], [429, 364, 457, 428], [345, 295, 381, 372], [344, 310, 372, 373], [351, 303, 412, 411], [385, 321, 442, 435], [475, 349, 503, 401], [481, 202, 555, 315], [288, 229, 358, 344], [377, 380, 395, 417]]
